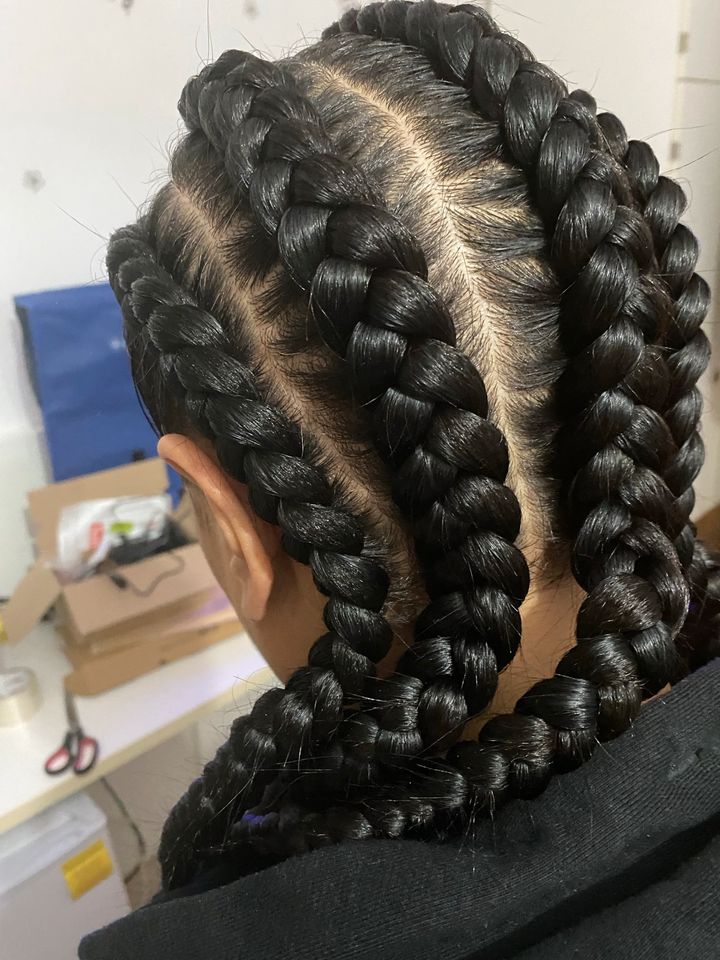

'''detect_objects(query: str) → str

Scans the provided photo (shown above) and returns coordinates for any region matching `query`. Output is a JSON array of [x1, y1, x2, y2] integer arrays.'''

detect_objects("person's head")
[[107, 1, 719, 890]]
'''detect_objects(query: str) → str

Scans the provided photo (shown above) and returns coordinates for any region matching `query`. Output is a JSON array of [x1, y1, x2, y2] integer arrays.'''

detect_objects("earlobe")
[[229, 552, 272, 622], [157, 433, 274, 623]]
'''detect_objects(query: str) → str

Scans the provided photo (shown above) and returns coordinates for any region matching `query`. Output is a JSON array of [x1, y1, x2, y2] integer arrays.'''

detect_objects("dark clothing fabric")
[[80, 660, 720, 959]]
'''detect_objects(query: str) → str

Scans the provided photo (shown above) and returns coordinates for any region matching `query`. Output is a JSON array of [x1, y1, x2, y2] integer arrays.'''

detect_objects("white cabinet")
[[0, 792, 129, 960]]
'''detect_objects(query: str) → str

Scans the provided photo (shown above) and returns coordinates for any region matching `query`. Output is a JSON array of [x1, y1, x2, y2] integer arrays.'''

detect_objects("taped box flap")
[[1, 562, 62, 644]]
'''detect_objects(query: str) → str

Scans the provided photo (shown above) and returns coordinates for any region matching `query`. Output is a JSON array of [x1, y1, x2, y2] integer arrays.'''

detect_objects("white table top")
[[0, 623, 273, 834]]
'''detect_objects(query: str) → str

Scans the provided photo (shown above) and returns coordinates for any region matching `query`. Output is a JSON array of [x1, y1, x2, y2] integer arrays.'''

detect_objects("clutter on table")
[[2, 458, 240, 696]]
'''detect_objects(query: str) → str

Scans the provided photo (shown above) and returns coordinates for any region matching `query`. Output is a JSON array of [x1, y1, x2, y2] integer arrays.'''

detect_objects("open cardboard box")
[[2, 458, 241, 694], [62, 588, 240, 695]]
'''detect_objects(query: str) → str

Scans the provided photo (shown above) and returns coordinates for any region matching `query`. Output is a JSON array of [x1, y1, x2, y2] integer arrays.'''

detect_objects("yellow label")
[[109, 521, 133, 534], [0, 613, 8, 644], [62, 839, 113, 899]]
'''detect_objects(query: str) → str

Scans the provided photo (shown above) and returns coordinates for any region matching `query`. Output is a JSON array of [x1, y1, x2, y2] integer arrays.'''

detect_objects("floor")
[[125, 857, 161, 909]]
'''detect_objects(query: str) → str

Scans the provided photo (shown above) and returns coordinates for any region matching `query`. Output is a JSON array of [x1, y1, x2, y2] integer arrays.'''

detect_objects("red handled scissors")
[[44, 687, 99, 776]]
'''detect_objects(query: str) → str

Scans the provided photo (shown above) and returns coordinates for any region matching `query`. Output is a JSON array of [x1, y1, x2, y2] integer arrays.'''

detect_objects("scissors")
[[44, 687, 99, 776]]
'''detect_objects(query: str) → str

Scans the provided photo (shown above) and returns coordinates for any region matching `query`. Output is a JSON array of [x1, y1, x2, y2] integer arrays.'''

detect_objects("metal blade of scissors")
[[64, 686, 81, 733]]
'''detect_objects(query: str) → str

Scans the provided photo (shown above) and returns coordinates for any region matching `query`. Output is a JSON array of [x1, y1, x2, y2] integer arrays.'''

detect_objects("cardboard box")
[[59, 545, 217, 648], [2, 458, 241, 693], [80, 586, 235, 657], [63, 590, 240, 695]]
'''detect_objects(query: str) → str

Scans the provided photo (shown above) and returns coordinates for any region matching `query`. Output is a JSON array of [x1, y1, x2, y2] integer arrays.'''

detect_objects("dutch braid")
[[178, 50, 532, 748], [597, 113, 711, 564], [595, 112, 720, 667], [329, 2, 714, 623], [327, 1, 690, 705], [108, 225, 402, 887]]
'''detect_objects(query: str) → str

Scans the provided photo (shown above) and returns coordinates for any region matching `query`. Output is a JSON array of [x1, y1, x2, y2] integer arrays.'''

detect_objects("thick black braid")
[[597, 112, 711, 569], [178, 49, 531, 746], [202, 5, 697, 850], [107, 225, 401, 887], [328, 3, 708, 586], [107, 219, 523, 877], [326, 4, 690, 719], [594, 113, 720, 667]]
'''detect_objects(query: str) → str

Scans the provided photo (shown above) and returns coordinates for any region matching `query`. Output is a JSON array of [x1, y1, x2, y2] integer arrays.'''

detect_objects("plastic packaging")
[[54, 494, 171, 582]]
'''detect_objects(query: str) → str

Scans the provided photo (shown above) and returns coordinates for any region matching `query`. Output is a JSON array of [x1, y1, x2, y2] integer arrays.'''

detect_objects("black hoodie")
[[80, 659, 720, 960]]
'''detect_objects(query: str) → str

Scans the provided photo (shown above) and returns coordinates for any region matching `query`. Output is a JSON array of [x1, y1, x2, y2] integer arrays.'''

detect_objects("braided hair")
[[597, 110, 720, 666], [598, 112, 710, 564], [330, 0, 719, 669], [105, 2, 716, 891]]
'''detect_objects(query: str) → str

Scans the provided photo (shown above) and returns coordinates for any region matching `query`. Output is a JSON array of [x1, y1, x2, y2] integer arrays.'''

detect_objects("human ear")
[[157, 434, 273, 622]]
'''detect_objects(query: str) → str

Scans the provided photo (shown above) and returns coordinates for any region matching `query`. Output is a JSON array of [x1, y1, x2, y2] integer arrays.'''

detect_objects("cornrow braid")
[[594, 112, 720, 667], [107, 224, 401, 887], [328, 2, 705, 575], [326, 5, 690, 711], [597, 112, 711, 568], [178, 49, 531, 749]]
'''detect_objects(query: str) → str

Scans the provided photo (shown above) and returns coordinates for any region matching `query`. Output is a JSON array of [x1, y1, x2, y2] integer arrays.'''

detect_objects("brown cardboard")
[[2, 562, 61, 644], [61, 543, 216, 645], [4, 456, 241, 693], [63, 618, 240, 696], [5, 459, 226, 656], [80, 588, 235, 656]]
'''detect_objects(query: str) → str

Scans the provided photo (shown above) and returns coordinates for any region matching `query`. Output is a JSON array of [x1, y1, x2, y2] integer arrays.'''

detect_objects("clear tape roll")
[[0, 668, 41, 726]]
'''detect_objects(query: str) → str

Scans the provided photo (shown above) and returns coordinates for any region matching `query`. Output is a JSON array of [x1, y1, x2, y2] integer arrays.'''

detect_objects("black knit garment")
[[81, 658, 720, 960]]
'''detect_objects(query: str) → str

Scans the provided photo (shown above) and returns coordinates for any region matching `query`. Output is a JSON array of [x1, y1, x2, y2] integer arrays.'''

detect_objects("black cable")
[[105, 550, 186, 598], [100, 776, 148, 885]]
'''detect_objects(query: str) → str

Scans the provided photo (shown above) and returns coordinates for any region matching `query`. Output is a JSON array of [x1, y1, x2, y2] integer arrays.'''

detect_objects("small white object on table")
[[0, 622, 272, 834]]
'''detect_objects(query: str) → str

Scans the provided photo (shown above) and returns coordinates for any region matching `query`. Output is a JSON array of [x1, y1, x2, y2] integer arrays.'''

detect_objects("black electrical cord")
[[105, 550, 186, 598], [100, 776, 148, 885]]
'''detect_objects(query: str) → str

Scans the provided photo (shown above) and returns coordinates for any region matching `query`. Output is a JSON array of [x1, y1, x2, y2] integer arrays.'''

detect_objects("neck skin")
[[469, 574, 583, 734], [378, 571, 583, 737]]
